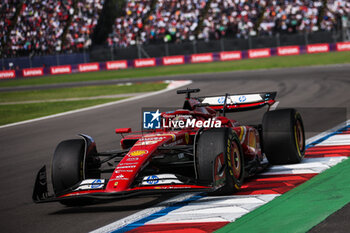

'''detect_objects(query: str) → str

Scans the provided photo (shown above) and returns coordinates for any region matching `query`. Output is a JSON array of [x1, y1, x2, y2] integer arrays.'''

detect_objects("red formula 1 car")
[[33, 88, 305, 206]]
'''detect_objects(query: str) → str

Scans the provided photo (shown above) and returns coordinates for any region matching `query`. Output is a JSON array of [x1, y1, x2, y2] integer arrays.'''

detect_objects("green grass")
[[0, 82, 167, 102], [1, 51, 349, 88], [0, 82, 168, 126], [215, 156, 350, 233], [0, 98, 125, 125]]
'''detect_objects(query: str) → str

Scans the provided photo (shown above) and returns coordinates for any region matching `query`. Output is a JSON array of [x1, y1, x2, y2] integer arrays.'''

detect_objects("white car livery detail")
[[142, 174, 183, 185]]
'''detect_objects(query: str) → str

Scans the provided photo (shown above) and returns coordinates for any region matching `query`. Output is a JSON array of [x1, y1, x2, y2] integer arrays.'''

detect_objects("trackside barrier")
[[1, 42, 349, 79]]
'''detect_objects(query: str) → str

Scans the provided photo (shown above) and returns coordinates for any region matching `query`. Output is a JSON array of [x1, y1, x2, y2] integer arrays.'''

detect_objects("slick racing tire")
[[262, 108, 305, 165], [196, 128, 244, 195], [52, 139, 99, 206]]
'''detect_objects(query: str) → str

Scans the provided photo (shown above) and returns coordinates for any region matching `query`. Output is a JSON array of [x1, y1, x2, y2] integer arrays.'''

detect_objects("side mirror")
[[115, 128, 131, 134]]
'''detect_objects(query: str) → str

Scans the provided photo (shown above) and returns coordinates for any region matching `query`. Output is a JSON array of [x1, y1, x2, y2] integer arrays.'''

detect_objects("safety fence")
[[1, 42, 350, 80]]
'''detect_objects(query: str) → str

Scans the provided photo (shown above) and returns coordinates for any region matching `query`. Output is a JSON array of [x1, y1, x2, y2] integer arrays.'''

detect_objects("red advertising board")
[[191, 53, 213, 63], [0, 70, 16, 79], [22, 67, 44, 77], [106, 60, 128, 70], [134, 58, 156, 68], [162, 56, 185, 65], [336, 42, 350, 51], [307, 44, 329, 54], [277, 46, 300, 56], [248, 48, 271, 59], [219, 51, 242, 61], [50, 65, 71, 75], [78, 63, 100, 72]]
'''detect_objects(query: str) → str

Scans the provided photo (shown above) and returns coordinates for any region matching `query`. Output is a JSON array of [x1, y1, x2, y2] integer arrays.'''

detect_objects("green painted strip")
[[215, 158, 350, 233]]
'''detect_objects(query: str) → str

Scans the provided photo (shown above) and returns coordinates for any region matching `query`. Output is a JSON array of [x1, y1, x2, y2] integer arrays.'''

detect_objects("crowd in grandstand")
[[107, 0, 350, 46], [1, 0, 103, 57], [1, 0, 350, 56], [0, 1, 19, 46], [107, 0, 207, 47]]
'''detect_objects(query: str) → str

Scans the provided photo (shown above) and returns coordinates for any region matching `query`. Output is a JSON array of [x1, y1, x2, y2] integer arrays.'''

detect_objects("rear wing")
[[198, 92, 277, 112]]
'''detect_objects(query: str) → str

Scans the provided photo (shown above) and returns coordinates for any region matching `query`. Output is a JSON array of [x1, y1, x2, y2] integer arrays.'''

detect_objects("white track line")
[[89, 193, 200, 233], [306, 120, 350, 145], [0, 80, 192, 129]]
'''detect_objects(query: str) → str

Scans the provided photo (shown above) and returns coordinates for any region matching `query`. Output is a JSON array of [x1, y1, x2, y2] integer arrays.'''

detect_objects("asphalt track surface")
[[0, 64, 349, 233]]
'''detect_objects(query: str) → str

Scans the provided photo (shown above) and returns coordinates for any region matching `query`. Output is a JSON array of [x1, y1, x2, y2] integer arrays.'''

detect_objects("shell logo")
[[185, 133, 190, 144], [129, 150, 148, 156]]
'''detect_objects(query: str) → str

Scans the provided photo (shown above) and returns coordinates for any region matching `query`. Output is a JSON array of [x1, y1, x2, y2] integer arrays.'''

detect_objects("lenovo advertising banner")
[[78, 63, 100, 72], [50, 65, 72, 75], [0, 70, 16, 79], [162, 56, 185, 65], [23, 68, 44, 77], [336, 42, 350, 52], [219, 51, 242, 61], [134, 58, 156, 68], [248, 48, 271, 59], [277, 46, 300, 56], [106, 60, 128, 70], [307, 44, 329, 54], [191, 53, 213, 63]]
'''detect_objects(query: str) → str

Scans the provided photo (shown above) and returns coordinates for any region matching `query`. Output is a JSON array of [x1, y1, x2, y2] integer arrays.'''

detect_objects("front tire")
[[262, 108, 305, 164], [196, 128, 244, 195], [52, 139, 100, 206]]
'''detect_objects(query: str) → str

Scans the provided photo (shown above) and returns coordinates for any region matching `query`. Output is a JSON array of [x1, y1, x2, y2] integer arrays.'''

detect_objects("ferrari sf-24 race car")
[[33, 88, 305, 206]]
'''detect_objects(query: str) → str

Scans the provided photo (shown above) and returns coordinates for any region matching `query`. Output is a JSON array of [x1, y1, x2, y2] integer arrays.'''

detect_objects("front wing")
[[32, 166, 214, 204]]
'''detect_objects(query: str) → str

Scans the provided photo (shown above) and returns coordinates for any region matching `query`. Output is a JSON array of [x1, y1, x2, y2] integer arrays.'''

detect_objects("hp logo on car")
[[218, 97, 225, 104], [146, 175, 159, 184], [238, 95, 247, 102]]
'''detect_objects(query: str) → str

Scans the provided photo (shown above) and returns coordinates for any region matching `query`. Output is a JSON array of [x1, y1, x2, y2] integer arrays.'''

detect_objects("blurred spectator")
[[1, 0, 350, 55], [108, 0, 151, 48], [0, 1, 20, 50], [260, 0, 350, 36], [8, 0, 72, 56], [200, 0, 266, 40], [108, 0, 207, 47], [65, 0, 104, 51], [3, 0, 103, 57]]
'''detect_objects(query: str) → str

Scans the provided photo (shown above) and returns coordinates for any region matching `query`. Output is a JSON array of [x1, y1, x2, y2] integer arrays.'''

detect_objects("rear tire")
[[52, 139, 99, 206], [196, 128, 244, 195], [262, 109, 305, 164]]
